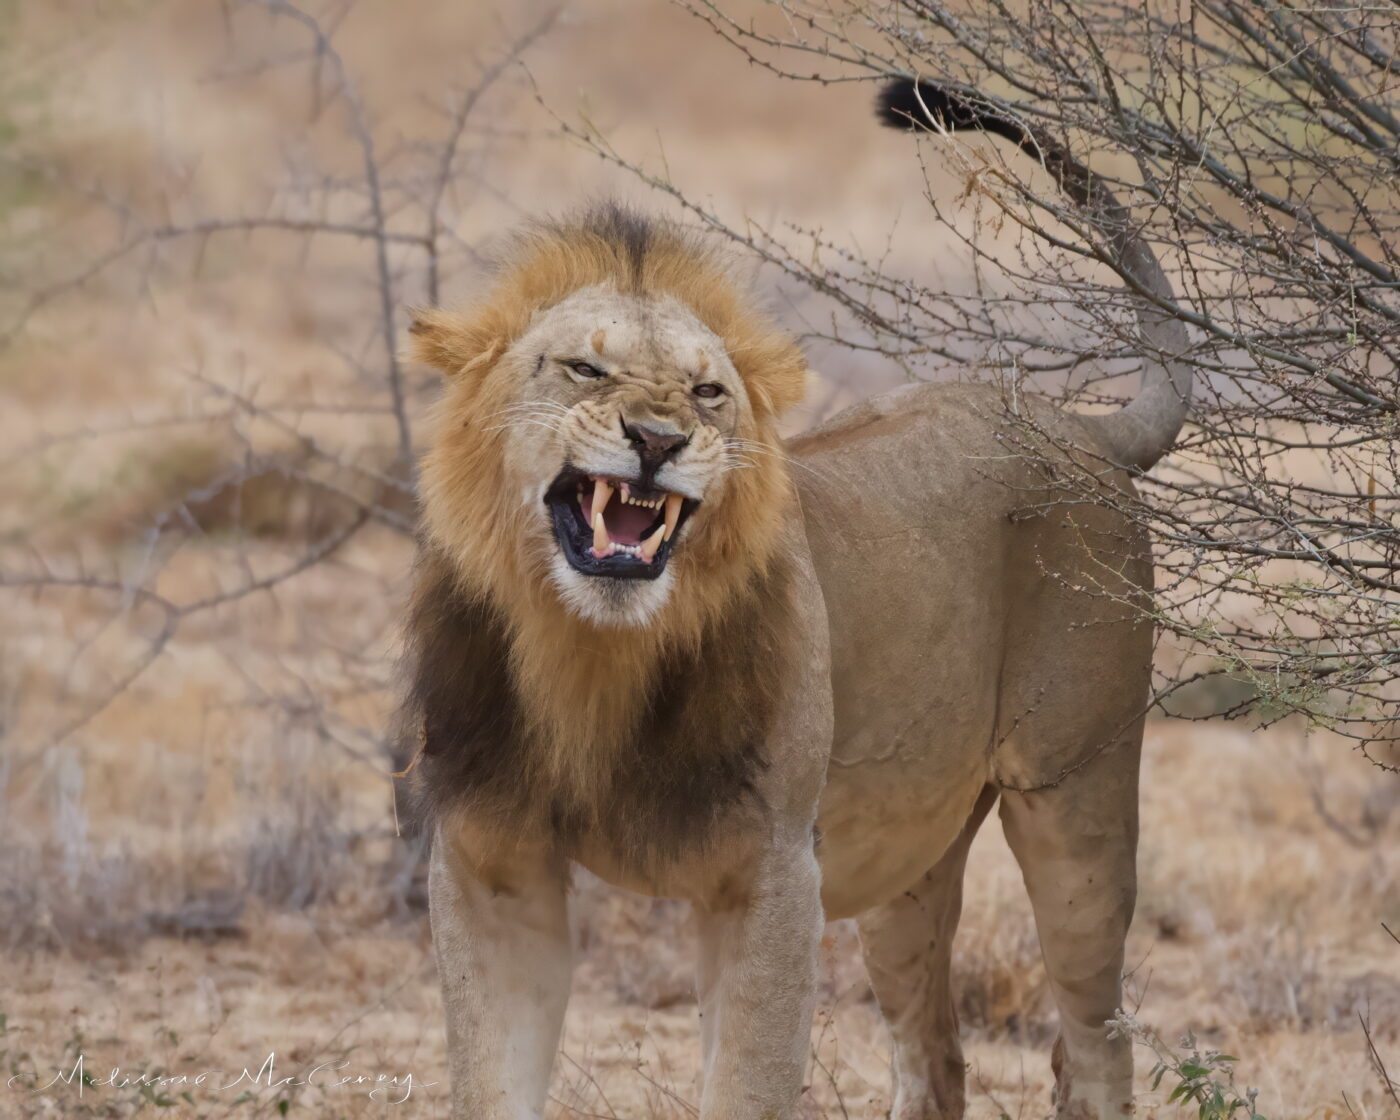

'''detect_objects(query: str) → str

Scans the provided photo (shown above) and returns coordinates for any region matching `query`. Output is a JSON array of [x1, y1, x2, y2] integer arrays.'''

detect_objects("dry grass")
[[3, 726, 1397, 1118], [4, 2, 1399, 1118]]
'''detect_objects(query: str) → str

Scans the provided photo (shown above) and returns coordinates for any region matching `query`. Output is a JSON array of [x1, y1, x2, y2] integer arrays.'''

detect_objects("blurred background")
[[2, 1, 1398, 1116]]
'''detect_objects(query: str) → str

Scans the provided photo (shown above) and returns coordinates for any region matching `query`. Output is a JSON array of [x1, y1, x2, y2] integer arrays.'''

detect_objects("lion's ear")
[[742, 353, 812, 420], [724, 317, 811, 420], [407, 308, 503, 378], [762, 366, 816, 418]]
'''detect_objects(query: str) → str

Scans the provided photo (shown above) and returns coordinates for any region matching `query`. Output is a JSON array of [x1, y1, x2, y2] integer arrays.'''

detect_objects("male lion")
[[399, 79, 1190, 1120]]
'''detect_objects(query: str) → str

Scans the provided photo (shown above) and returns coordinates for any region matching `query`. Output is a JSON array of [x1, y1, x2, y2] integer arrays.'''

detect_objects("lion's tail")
[[876, 78, 1191, 472]]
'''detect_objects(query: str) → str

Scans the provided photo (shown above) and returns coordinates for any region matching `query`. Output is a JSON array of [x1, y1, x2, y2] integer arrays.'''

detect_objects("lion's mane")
[[400, 206, 809, 863]]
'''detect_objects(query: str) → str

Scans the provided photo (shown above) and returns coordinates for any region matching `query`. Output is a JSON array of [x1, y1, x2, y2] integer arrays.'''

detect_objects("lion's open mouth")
[[545, 470, 698, 580]]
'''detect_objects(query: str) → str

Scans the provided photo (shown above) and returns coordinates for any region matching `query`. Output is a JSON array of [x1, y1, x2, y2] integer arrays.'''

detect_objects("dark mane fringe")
[[573, 200, 655, 289], [395, 543, 793, 868]]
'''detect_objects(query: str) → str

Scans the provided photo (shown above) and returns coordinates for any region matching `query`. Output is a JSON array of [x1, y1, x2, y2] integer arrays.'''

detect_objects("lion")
[[398, 78, 1191, 1120]]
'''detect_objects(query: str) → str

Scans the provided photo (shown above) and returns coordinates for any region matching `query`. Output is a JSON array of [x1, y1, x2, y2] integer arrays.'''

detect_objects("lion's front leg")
[[695, 828, 824, 1120], [429, 828, 571, 1120]]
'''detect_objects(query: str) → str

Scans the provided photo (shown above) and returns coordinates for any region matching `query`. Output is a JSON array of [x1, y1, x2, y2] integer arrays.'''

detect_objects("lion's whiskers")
[[725, 438, 839, 486], [484, 403, 571, 422], [482, 419, 566, 436]]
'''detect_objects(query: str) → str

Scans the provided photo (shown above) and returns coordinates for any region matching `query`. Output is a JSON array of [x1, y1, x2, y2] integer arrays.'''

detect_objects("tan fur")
[[409, 213, 806, 825], [411, 204, 1161, 1120]]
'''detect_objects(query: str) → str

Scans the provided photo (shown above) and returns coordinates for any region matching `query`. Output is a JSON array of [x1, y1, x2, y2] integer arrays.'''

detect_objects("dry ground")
[[4, 722, 1399, 1118], [3, 2, 1399, 1118]]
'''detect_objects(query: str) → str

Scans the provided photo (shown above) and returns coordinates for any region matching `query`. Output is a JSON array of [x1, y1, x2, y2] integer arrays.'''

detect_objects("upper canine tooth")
[[663, 493, 683, 541], [640, 523, 665, 563], [593, 511, 610, 557], [594, 477, 613, 515]]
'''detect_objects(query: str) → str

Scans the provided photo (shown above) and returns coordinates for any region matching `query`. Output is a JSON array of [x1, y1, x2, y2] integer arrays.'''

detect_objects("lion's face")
[[467, 286, 755, 626], [414, 208, 808, 634]]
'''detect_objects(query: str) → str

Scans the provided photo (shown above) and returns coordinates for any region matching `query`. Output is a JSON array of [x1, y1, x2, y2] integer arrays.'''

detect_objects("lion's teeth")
[[593, 511, 610, 557], [593, 477, 613, 515], [640, 524, 665, 562], [663, 493, 683, 541]]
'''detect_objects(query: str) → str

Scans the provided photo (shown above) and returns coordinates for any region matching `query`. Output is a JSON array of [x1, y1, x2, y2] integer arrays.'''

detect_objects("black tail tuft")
[[875, 78, 1032, 151]]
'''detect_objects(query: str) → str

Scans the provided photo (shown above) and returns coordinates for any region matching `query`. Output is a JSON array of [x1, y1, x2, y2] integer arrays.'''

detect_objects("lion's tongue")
[[616, 504, 660, 545], [600, 501, 655, 545]]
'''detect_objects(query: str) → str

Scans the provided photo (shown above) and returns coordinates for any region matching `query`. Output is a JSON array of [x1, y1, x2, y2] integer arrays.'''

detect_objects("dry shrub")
[[1212, 925, 1400, 1037], [0, 818, 245, 952], [953, 914, 1053, 1042], [242, 779, 355, 910], [573, 870, 697, 1010], [183, 453, 406, 542], [33, 434, 412, 546], [0, 727, 412, 952]]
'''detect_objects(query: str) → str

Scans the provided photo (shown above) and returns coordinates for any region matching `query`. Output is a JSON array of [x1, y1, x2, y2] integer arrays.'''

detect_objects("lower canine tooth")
[[663, 493, 683, 541], [593, 511, 610, 557], [641, 524, 665, 562]]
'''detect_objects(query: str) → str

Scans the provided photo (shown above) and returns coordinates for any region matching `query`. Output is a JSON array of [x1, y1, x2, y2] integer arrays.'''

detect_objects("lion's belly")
[[816, 754, 989, 919], [807, 519, 1004, 919], [792, 382, 1018, 919]]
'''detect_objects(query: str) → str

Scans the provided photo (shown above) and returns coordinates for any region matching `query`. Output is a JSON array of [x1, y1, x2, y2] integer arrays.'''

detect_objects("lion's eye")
[[694, 383, 725, 400], [568, 361, 606, 380]]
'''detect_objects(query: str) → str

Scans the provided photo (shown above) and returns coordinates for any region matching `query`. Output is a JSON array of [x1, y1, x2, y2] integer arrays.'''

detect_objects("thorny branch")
[[1, 2, 547, 764], [598, 0, 1400, 755]]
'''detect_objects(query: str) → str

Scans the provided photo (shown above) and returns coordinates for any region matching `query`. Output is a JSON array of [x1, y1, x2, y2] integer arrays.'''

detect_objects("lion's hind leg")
[[997, 727, 1141, 1120], [856, 785, 997, 1120]]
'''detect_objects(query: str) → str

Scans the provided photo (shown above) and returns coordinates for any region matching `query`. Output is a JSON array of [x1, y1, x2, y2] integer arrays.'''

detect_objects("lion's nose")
[[622, 421, 690, 473]]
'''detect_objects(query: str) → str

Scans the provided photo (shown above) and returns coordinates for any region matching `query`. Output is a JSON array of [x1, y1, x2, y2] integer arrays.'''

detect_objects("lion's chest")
[[406, 548, 799, 878]]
